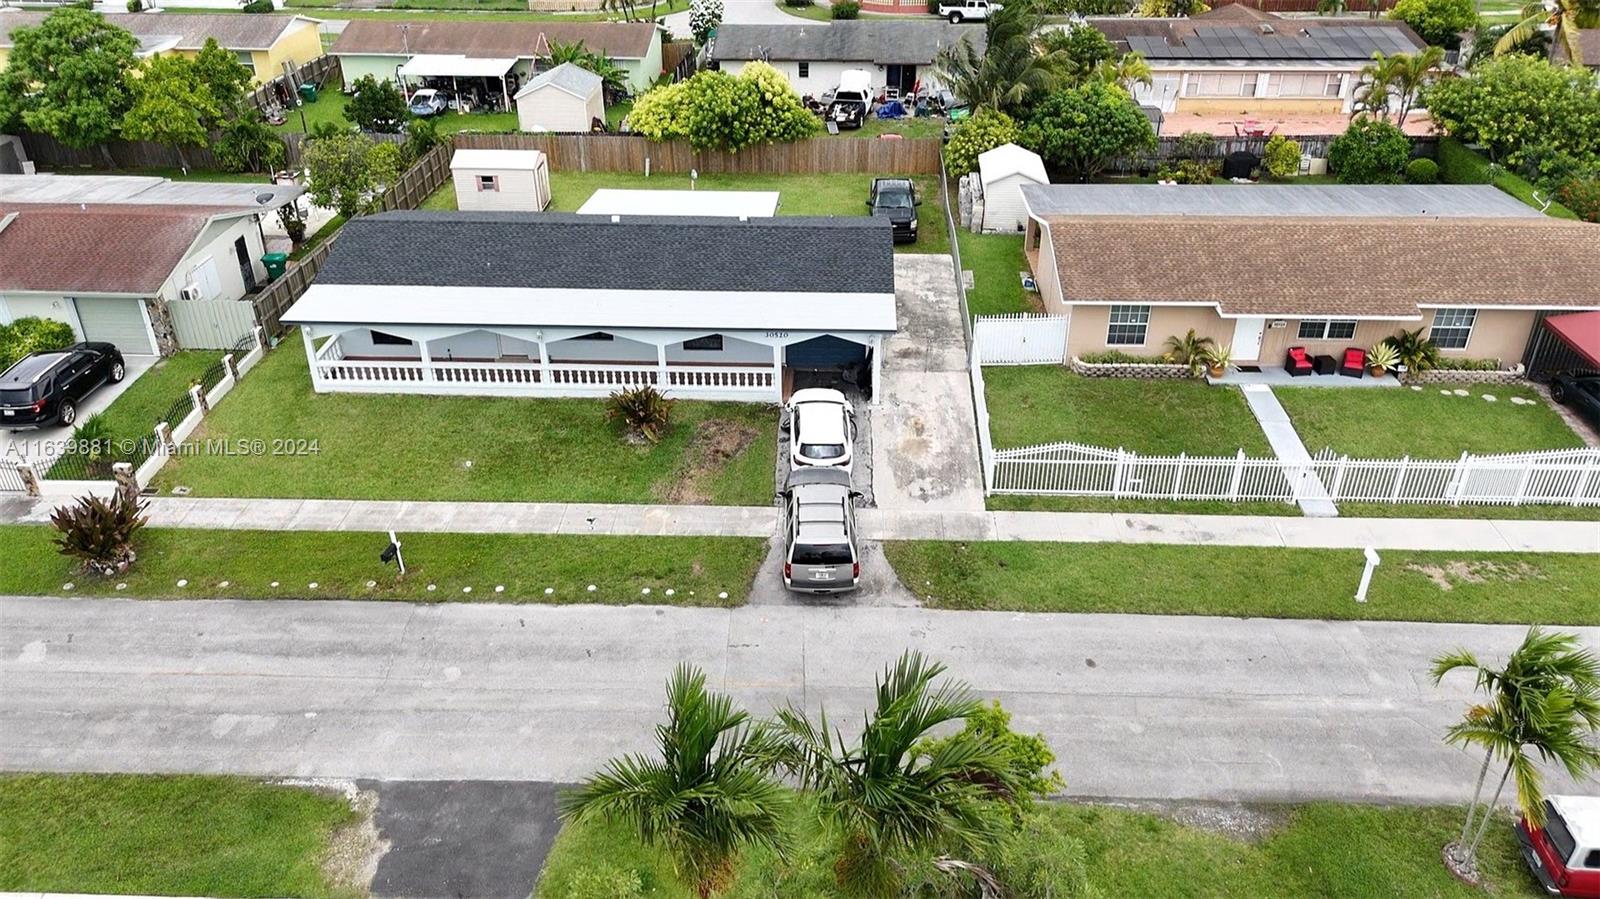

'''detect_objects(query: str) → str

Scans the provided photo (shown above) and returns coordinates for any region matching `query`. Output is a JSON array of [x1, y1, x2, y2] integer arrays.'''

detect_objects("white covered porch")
[[299, 323, 884, 403]]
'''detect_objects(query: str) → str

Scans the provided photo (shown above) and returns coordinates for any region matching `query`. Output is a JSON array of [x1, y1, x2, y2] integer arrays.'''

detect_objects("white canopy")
[[576, 189, 780, 218], [397, 54, 518, 79]]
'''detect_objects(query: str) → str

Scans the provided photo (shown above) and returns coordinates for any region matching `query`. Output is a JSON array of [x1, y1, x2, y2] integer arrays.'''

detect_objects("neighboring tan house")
[[329, 19, 662, 96], [1020, 184, 1600, 369], [281, 211, 897, 403], [0, 173, 305, 353], [514, 62, 605, 133], [1080, 6, 1425, 125], [708, 21, 985, 98], [0, 12, 323, 85]]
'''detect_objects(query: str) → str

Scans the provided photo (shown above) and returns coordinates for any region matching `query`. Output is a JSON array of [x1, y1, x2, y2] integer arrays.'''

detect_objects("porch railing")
[[312, 350, 776, 398]]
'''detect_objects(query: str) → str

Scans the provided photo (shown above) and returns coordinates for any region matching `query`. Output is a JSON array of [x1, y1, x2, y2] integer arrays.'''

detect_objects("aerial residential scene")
[[1, 0, 1599, 893]]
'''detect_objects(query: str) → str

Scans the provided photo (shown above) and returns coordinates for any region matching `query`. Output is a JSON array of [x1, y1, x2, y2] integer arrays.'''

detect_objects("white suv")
[[784, 388, 855, 475]]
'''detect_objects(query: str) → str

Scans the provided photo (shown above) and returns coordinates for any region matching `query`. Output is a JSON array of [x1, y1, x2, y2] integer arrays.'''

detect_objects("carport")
[[1526, 311, 1600, 380], [397, 54, 517, 112]]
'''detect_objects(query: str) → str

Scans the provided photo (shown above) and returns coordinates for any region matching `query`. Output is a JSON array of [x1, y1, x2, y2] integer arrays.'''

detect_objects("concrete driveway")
[[1, 354, 158, 465], [871, 256, 985, 512]]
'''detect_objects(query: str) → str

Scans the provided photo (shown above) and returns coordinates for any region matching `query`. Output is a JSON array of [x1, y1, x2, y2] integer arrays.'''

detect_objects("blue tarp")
[[875, 100, 906, 119]]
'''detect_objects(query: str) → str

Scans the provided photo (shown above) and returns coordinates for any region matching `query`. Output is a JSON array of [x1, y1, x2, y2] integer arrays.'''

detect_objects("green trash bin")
[[261, 252, 289, 281], [298, 82, 318, 104]]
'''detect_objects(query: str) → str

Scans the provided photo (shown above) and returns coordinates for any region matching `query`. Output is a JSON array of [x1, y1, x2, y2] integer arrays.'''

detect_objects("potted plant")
[[1367, 342, 1399, 378], [1204, 344, 1232, 378]]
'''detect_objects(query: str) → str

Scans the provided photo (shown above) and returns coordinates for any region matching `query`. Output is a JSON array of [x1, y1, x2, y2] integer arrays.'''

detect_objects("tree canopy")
[[1389, 0, 1478, 48], [120, 55, 219, 170], [1424, 53, 1600, 170], [0, 8, 138, 158], [1020, 82, 1156, 179], [304, 131, 403, 219], [1327, 117, 1412, 183], [628, 64, 816, 151], [345, 75, 409, 134]]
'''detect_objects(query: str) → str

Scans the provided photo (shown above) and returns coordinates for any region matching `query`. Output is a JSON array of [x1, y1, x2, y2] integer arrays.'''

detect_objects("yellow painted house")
[[0, 12, 323, 85]]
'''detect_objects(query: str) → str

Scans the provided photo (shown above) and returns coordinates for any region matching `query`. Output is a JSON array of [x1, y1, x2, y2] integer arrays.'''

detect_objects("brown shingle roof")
[[0, 12, 312, 51], [1084, 13, 1426, 56], [330, 19, 657, 60], [0, 204, 242, 294], [1552, 29, 1600, 68], [1041, 215, 1600, 317]]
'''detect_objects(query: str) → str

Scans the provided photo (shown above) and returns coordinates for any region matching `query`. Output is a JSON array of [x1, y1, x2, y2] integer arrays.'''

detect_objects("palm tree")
[[1432, 628, 1600, 871], [1383, 327, 1442, 373], [1495, 0, 1600, 66], [1352, 51, 1401, 122], [771, 651, 1019, 898], [1093, 52, 1154, 95], [934, 4, 1064, 114], [560, 664, 789, 898], [1388, 46, 1445, 126], [1163, 329, 1215, 373]]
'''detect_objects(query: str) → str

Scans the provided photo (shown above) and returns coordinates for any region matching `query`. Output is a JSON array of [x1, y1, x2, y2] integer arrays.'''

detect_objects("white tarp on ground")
[[576, 189, 780, 218], [397, 54, 518, 78]]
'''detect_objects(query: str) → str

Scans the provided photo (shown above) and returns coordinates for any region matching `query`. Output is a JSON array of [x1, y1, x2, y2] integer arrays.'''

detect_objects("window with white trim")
[[1265, 72, 1343, 98], [1188, 72, 1256, 97], [682, 334, 723, 351], [1296, 319, 1358, 340], [1429, 307, 1477, 349], [797, 62, 809, 78], [1106, 305, 1150, 346], [477, 175, 499, 192]]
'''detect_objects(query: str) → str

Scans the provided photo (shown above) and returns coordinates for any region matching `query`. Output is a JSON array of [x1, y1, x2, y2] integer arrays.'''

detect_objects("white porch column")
[[302, 326, 325, 393], [418, 337, 435, 382], [536, 333, 551, 387], [771, 343, 784, 403], [656, 342, 668, 390], [870, 335, 883, 406]]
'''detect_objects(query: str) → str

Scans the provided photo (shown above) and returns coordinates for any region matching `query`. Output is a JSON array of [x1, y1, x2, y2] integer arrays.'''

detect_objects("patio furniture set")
[[1285, 346, 1372, 379]]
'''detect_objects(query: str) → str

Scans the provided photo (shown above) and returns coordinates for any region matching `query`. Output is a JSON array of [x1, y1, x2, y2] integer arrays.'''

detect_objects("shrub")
[[405, 117, 441, 160], [605, 385, 674, 443], [50, 493, 149, 578], [831, 0, 860, 16], [1262, 134, 1300, 180], [1390, 0, 1476, 48], [921, 701, 1064, 808], [1383, 327, 1443, 373], [786, 0, 814, 5], [1424, 55, 1600, 172], [1557, 177, 1600, 223], [241, 0, 275, 11], [1328, 117, 1411, 184], [629, 65, 816, 151], [945, 109, 1019, 176], [1405, 157, 1439, 184], [566, 866, 645, 899], [0, 316, 77, 373], [126, 0, 143, 10], [1021, 83, 1157, 180], [1436, 357, 1502, 371], [1078, 350, 1171, 364], [1172, 158, 1218, 184]]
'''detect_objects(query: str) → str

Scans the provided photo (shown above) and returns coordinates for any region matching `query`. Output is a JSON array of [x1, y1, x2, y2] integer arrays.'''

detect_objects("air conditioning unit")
[[179, 283, 204, 301]]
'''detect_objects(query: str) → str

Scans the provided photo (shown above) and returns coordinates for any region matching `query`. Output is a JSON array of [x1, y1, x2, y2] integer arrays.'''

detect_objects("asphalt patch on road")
[[360, 779, 563, 899]]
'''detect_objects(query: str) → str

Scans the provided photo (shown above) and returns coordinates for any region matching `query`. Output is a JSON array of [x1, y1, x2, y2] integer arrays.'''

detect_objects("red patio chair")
[[1339, 347, 1367, 378], [1285, 346, 1314, 377]]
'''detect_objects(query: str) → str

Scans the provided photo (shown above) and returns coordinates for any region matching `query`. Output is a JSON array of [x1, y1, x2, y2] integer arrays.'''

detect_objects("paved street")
[[5, 596, 1590, 805]]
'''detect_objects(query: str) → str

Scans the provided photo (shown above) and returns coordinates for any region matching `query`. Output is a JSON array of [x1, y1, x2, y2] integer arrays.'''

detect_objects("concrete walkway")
[[1241, 384, 1339, 518], [5, 595, 1594, 804], [2, 495, 1596, 552]]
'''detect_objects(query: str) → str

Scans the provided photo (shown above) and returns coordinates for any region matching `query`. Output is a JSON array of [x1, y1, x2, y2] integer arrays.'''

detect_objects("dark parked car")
[[0, 342, 126, 430], [867, 178, 921, 244], [1551, 373, 1600, 428]]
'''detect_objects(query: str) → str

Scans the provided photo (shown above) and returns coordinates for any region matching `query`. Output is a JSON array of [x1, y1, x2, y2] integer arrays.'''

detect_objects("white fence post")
[[1449, 451, 1469, 506], [1112, 447, 1127, 499], [1172, 452, 1186, 500], [1228, 449, 1244, 502], [1512, 462, 1534, 506], [1330, 454, 1349, 501], [1389, 456, 1410, 503]]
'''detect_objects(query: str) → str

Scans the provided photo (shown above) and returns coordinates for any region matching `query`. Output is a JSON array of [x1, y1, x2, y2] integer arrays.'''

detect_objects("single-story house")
[[329, 19, 662, 96], [282, 211, 898, 402], [708, 21, 985, 98], [1020, 184, 1600, 369], [575, 189, 779, 218], [0, 12, 323, 85], [1077, 6, 1426, 131], [450, 149, 550, 212], [514, 62, 605, 133], [977, 143, 1046, 234]]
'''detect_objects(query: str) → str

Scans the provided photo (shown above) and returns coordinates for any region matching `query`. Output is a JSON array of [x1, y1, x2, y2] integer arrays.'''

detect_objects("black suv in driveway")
[[1551, 373, 1600, 430], [867, 178, 921, 244], [0, 342, 126, 430]]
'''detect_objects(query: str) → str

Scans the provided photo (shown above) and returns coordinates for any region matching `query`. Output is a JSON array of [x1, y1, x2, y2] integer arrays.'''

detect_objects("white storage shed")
[[978, 143, 1048, 233], [513, 62, 606, 133], [449, 149, 551, 212]]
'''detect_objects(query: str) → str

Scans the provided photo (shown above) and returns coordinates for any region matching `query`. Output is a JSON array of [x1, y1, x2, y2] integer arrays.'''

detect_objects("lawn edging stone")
[[1069, 356, 1193, 380]]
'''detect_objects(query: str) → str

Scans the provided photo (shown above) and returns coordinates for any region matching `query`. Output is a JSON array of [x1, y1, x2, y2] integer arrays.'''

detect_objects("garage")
[[73, 297, 155, 355]]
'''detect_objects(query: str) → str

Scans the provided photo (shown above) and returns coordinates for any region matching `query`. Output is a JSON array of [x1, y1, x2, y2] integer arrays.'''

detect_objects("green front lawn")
[[983, 367, 1270, 455], [958, 231, 1037, 317], [152, 334, 778, 505], [276, 90, 519, 136], [0, 774, 361, 898], [90, 352, 217, 445], [1276, 383, 1584, 459], [538, 796, 1539, 898], [0, 525, 765, 603], [885, 540, 1600, 624], [848, 116, 947, 140]]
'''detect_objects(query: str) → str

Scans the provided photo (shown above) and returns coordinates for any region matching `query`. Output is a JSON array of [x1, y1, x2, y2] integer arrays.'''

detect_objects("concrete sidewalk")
[[3, 494, 1596, 552], [1241, 384, 1338, 518]]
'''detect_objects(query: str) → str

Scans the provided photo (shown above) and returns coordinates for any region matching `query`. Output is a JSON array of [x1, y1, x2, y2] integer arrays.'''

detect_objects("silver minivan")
[[780, 467, 861, 594]]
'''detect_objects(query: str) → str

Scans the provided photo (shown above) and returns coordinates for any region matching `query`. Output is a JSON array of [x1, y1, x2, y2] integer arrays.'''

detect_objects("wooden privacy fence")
[[252, 144, 452, 336], [451, 132, 944, 174], [973, 314, 1068, 365], [988, 442, 1600, 509], [246, 55, 343, 115]]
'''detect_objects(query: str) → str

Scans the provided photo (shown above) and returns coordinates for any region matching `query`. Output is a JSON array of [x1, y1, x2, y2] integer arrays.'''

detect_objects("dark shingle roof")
[[1082, 11, 1425, 61], [709, 21, 985, 66], [0, 203, 239, 293], [314, 212, 896, 294], [330, 19, 658, 60], [0, 11, 311, 51]]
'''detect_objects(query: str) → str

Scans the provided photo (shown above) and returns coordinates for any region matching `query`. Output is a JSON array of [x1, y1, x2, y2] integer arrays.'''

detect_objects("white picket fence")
[[989, 442, 1600, 507], [973, 314, 1068, 365]]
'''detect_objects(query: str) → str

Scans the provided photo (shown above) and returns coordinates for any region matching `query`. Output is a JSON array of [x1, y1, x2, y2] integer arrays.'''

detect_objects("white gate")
[[973, 314, 1068, 365], [169, 298, 258, 349]]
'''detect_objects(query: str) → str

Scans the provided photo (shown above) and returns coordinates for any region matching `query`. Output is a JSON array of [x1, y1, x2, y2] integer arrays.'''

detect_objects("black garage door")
[[786, 335, 867, 369]]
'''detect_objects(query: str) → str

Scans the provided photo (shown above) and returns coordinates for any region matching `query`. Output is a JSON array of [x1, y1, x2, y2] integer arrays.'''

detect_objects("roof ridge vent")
[[611, 214, 621, 223], [1258, 22, 1273, 33]]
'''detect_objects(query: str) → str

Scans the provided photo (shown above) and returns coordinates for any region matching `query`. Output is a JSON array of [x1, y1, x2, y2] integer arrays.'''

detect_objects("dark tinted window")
[[793, 542, 853, 565], [683, 335, 723, 351], [800, 443, 845, 459], [1585, 850, 1600, 869], [1546, 802, 1579, 863], [370, 330, 412, 346], [0, 381, 45, 404]]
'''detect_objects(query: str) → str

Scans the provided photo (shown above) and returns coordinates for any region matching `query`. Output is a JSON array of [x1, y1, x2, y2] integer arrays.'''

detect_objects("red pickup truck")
[[1519, 796, 1600, 897]]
